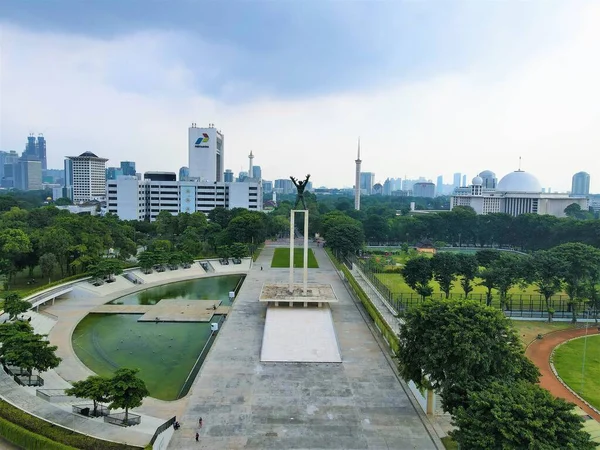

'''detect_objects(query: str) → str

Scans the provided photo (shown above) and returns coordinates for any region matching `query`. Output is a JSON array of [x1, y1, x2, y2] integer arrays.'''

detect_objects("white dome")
[[478, 170, 496, 178], [497, 171, 542, 192], [472, 176, 483, 186]]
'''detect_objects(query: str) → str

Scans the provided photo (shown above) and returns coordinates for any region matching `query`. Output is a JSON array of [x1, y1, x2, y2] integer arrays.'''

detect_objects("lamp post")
[[580, 310, 590, 395]]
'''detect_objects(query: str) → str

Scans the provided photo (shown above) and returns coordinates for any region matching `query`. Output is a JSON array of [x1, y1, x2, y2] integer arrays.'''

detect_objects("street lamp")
[[581, 310, 590, 395]]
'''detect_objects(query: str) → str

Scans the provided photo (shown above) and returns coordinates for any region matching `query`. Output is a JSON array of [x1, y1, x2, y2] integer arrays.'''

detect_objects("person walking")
[[199, 417, 203, 427], [195, 432, 199, 442]]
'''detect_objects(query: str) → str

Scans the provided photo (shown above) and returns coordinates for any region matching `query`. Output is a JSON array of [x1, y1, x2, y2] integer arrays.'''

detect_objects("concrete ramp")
[[260, 306, 342, 363]]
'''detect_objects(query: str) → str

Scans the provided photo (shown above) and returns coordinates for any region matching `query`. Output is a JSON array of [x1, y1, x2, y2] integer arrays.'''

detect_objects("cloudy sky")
[[1, 1, 599, 191]]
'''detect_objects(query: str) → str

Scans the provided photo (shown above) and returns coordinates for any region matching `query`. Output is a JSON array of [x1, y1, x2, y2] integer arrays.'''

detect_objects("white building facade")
[[64, 151, 108, 203], [188, 124, 224, 182], [451, 170, 588, 218], [107, 177, 262, 221]]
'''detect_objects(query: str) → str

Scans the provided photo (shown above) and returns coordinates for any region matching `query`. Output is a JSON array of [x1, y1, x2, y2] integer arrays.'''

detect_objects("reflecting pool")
[[72, 275, 244, 400]]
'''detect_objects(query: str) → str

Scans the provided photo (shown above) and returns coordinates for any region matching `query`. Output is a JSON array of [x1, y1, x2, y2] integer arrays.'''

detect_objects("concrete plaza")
[[169, 244, 441, 449]]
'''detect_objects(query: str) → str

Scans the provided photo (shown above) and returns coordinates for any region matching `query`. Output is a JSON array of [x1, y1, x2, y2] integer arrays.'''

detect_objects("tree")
[[478, 267, 498, 306], [0, 320, 33, 344], [217, 245, 231, 260], [137, 250, 155, 274], [490, 254, 524, 310], [65, 375, 112, 417], [2, 331, 61, 384], [229, 242, 248, 259], [90, 259, 123, 282], [475, 249, 500, 268], [323, 220, 364, 258], [363, 214, 389, 245], [451, 380, 596, 450], [108, 368, 149, 424], [3, 293, 30, 321], [0, 228, 32, 288], [431, 252, 458, 298], [455, 253, 478, 298], [523, 251, 564, 322], [401, 256, 433, 300], [39, 253, 59, 283], [548, 243, 600, 322], [397, 299, 539, 414]]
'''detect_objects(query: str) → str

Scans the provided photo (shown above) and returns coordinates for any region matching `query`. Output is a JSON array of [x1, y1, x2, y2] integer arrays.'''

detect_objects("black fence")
[[14, 374, 44, 387], [3, 365, 30, 377], [346, 254, 600, 320], [104, 412, 141, 427], [73, 404, 110, 417], [150, 416, 177, 445]]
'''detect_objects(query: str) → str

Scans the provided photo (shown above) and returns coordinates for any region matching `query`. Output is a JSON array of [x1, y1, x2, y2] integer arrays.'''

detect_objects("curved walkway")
[[526, 327, 600, 422]]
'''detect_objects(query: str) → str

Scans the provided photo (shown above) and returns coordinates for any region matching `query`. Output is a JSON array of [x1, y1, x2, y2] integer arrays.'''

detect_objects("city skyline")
[[2, 1, 599, 192]]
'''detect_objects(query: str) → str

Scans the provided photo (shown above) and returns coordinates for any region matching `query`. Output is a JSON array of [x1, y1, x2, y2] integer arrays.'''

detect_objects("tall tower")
[[188, 123, 224, 182], [354, 138, 361, 210], [248, 151, 254, 179]]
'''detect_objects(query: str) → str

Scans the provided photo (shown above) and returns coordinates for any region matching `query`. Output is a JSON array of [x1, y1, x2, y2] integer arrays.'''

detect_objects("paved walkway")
[[526, 327, 600, 421], [350, 267, 401, 335], [169, 244, 441, 449]]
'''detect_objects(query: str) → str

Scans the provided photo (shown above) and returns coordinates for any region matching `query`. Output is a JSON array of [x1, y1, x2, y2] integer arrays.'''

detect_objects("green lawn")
[[271, 248, 319, 268], [512, 321, 575, 346], [553, 334, 600, 411]]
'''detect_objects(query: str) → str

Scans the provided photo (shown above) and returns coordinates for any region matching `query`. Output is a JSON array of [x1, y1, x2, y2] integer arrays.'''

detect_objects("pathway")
[[526, 327, 600, 421], [169, 243, 441, 449], [350, 267, 401, 335]]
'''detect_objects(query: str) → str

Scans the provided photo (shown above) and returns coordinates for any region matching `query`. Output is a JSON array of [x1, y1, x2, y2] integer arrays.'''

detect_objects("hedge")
[[0, 416, 76, 450], [0, 398, 143, 450], [327, 250, 400, 354]]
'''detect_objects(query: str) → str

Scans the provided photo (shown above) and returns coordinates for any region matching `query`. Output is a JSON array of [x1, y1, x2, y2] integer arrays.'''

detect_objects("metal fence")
[[73, 404, 110, 417], [150, 416, 177, 445], [104, 412, 141, 427], [346, 254, 600, 320]]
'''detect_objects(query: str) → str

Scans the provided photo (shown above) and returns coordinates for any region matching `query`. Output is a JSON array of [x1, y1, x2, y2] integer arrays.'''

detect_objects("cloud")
[[1, 1, 599, 192]]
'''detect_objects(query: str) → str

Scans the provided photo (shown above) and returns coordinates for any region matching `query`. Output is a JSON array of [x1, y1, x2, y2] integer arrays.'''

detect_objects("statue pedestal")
[[289, 209, 309, 295]]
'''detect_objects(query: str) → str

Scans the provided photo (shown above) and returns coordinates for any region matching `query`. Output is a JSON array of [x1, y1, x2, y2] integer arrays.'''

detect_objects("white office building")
[[107, 176, 262, 221], [188, 123, 224, 182], [451, 170, 588, 217], [64, 151, 108, 203]]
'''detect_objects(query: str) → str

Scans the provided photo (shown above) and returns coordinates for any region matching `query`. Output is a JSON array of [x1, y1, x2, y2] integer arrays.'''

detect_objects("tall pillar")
[[303, 210, 309, 295], [289, 210, 295, 292]]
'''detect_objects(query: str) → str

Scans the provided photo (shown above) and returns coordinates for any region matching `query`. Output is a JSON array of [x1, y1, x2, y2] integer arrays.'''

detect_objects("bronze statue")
[[290, 174, 311, 210]]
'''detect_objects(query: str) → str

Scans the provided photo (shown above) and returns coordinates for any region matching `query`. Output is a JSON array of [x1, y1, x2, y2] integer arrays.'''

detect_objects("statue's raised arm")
[[290, 176, 299, 187]]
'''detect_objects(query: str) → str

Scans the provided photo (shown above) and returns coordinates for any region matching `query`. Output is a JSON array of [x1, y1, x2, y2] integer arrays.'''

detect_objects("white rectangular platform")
[[260, 306, 342, 363]]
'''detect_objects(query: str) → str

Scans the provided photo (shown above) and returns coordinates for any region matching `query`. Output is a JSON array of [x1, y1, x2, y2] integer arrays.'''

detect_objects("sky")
[[1, 0, 599, 192]]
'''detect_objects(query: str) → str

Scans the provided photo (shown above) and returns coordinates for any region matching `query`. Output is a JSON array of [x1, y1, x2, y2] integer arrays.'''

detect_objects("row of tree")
[[398, 299, 596, 449], [398, 243, 600, 322]]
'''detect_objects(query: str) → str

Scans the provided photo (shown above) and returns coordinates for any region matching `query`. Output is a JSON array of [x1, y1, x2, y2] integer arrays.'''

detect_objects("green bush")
[[0, 399, 143, 450], [0, 416, 75, 449]]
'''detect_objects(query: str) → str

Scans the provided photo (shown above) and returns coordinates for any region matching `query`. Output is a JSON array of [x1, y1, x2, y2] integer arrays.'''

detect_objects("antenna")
[[518, 156, 522, 171]]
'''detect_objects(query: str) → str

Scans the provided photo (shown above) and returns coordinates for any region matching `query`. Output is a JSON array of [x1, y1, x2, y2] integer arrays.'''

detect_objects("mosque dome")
[[497, 170, 542, 192], [478, 170, 496, 178], [472, 176, 483, 186]]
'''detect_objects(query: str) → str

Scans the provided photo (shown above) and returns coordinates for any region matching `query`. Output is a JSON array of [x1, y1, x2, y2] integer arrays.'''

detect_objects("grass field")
[[271, 248, 319, 268], [512, 321, 575, 346], [553, 334, 600, 411]]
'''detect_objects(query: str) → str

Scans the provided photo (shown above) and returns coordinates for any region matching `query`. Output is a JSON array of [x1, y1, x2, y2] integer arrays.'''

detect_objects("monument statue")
[[290, 174, 311, 210]]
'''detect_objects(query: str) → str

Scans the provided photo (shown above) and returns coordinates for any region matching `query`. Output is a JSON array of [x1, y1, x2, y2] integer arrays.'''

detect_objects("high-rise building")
[[360, 172, 375, 195], [107, 177, 262, 221], [188, 123, 224, 182], [262, 180, 273, 193], [179, 166, 190, 181], [252, 165, 262, 180], [14, 159, 42, 190], [413, 182, 436, 198], [571, 172, 590, 196], [478, 170, 497, 189], [0, 150, 19, 181], [22, 134, 47, 170], [462, 174, 467, 187], [436, 175, 443, 195], [106, 167, 123, 180], [224, 169, 234, 183], [120, 161, 136, 176], [355, 138, 362, 210], [453, 173, 461, 188], [274, 179, 294, 194], [64, 151, 108, 203]]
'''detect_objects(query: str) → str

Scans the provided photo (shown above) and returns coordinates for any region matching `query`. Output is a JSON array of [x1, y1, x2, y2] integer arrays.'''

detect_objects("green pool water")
[[72, 275, 244, 400]]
